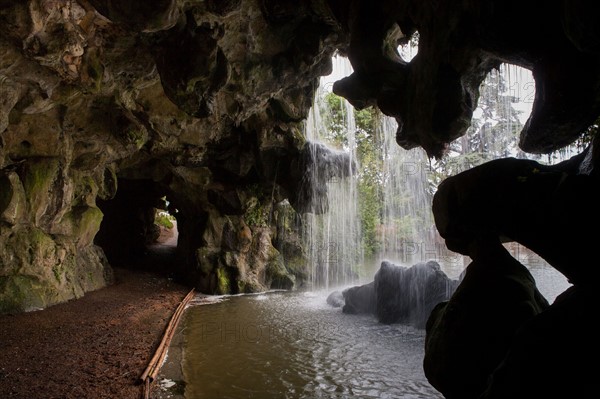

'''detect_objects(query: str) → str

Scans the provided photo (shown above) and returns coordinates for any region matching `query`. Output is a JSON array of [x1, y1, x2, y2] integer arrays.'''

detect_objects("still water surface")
[[179, 260, 570, 399]]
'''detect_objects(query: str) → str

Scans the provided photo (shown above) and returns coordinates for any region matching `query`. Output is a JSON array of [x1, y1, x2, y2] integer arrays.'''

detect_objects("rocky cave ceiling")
[[1, 0, 599, 168]]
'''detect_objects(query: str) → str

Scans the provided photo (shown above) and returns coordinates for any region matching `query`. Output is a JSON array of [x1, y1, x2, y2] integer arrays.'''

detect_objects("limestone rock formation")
[[433, 154, 599, 287], [481, 285, 596, 399], [375, 260, 459, 328], [325, 289, 344, 308], [329, 0, 600, 158], [0, 0, 348, 312]]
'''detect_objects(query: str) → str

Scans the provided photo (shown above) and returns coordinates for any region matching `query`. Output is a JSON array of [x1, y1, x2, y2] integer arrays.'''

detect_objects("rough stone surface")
[[326, 290, 344, 308], [428, 146, 600, 398], [329, 0, 600, 157], [0, 0, 347, 312], [433, 154, 600, 287]]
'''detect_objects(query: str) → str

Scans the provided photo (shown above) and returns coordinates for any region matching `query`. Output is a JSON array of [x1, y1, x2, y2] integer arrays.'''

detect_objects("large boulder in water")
[[335, 260, 458, 328], [341, 282, 376, 315], [374, 260, 459, 328]]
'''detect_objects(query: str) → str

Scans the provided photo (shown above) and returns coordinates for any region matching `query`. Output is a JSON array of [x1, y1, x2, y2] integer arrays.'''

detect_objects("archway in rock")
[[95, 178, 181, 276]]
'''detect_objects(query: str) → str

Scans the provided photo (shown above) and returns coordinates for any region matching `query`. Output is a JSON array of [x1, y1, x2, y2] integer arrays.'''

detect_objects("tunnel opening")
[[95, 178, 181, 277]]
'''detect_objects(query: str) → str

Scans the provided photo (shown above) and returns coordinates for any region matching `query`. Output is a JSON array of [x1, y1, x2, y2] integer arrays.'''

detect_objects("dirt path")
[[0, 266, 189, 399]]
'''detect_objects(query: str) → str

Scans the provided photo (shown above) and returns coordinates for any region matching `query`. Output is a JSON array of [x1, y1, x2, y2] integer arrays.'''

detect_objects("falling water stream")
[[159, 54, 573, 398], [302, 60, 363, 289]]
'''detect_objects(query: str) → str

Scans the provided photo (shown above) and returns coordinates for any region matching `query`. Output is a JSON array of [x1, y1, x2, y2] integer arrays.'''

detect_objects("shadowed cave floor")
[[0, 232, 188, 399]]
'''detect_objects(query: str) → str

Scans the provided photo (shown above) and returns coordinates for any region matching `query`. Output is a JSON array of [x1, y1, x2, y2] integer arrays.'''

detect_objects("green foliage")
[[155, 211, 174, 229], [244, 202, 269, 227], [321, 93, 383, 256], [320, 92, 349, 148]]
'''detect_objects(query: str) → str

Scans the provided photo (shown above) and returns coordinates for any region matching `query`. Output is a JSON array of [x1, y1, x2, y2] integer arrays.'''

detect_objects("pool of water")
[[168, 258, 570, 399], [179, 291, 442, 399]]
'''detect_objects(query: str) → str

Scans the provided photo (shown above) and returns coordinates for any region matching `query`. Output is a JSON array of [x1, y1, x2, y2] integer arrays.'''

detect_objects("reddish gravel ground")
[[0, 229, 189, 399]]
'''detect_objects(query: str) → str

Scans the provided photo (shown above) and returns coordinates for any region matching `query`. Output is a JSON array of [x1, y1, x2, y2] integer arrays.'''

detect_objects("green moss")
[[290, 125, 307, 147], [61, 206, 104, 246], [21, 158, 60, 216], [73, 174, 99, 207], [244, 203, 268, 227], [266, 249, 295, 290], [85, 47, 104, 92], [0, 275, 47, 314], [216, 267, 230, 295], [124, 128, 147, 149], [28, 227, 56, 258], [52, 265, 62, 283]]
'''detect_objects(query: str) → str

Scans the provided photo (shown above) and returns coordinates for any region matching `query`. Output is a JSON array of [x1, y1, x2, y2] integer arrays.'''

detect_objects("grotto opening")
[[1, 1, 599, 398]]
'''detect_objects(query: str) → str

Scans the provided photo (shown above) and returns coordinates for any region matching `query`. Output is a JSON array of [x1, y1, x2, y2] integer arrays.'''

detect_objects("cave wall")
[[0, 0, 352, 313]]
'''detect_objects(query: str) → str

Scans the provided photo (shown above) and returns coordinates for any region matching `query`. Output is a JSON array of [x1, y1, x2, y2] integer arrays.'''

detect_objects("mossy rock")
[[20, 157, 61, 223], [266, 253, 295, 290], [56, 206, 104, 247], [0, 171, 26, 224], [0, 275, 50, 314], [216, 266, 232, 295], [97, 165, 118, 201]]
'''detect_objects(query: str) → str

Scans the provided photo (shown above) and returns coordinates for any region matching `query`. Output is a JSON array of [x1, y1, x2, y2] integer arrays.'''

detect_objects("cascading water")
[[311, 47, 575, 291], [302, 56, 363, 289], [377, 117, 438, 267]]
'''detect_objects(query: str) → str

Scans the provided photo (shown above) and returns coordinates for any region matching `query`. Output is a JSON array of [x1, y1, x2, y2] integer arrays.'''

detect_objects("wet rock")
[[339, 260, 458, 328], [289, 141, 356, 214], [326, 290, 344, 308], [374, 260, 459, 328], [342, 282, 375, 314]]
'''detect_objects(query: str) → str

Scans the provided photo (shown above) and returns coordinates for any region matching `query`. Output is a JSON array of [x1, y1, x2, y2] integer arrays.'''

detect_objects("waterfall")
[[377, 118, 438, 266], [302, 56, 363, 289], [302, 50, 582, 288]]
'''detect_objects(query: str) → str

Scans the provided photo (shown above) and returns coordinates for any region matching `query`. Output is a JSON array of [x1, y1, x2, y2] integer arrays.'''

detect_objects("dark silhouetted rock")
[[424, 240, 549, 399], [432, 155, 600, 287], [482, 286, 596, 399]]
